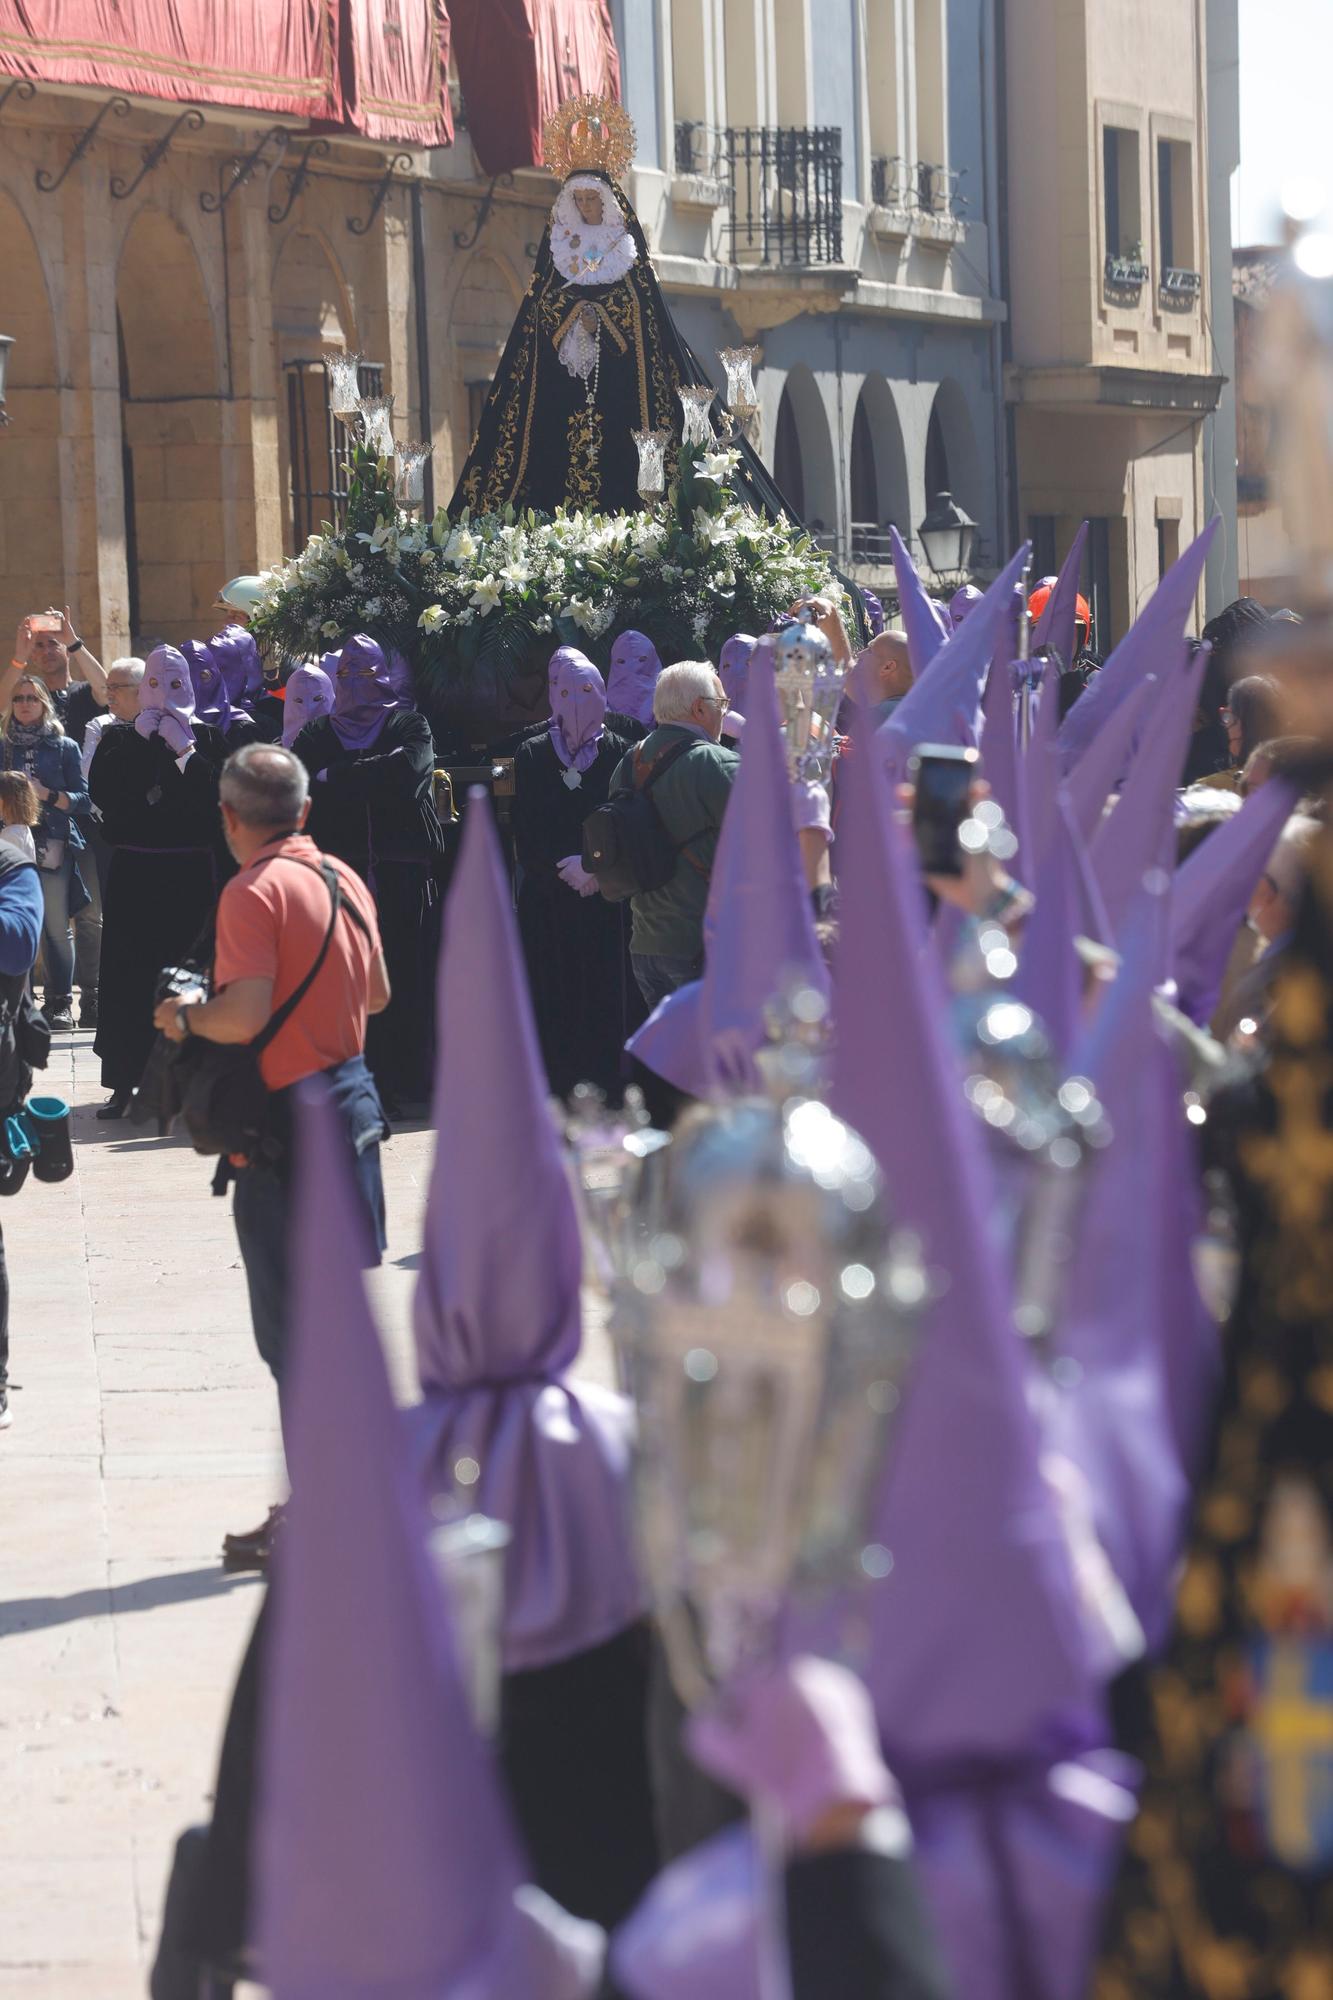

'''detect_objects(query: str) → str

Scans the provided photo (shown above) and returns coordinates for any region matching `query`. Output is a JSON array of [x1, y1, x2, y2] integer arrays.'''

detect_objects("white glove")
[[157, 712, 195, 759], [556, 854, 598, 897], [134, 708, 164, 740]]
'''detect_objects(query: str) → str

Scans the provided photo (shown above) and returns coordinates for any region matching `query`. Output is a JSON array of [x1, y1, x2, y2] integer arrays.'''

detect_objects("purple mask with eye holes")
[[547, 647, 607, 775], [331, 634, 398, 751], [137, 646, 196, 736], [604, 629, 662, 726], [209, 623, 262, 710], [180, 639, 230, 732], [282, 662, 336, 748], [718, 633, 758, 714]]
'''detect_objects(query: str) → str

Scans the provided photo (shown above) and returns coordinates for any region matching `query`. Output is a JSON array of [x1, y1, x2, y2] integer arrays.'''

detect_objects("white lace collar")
[[549, 174, 638, 288]]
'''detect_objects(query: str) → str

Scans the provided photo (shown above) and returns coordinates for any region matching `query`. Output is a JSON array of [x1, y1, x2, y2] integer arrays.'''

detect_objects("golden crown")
[[543, 93, 636, 184]]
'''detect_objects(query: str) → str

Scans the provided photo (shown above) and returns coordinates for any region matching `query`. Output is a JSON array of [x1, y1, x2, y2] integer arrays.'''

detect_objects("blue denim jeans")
[[631, 950, 704, 1013], [37, 849, 76, 1002], [232, 1056, 387, 1419]]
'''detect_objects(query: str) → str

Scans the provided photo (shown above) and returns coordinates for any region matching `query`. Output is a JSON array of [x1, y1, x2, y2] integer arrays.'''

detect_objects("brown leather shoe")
[[221, 1502, 286, 1573]]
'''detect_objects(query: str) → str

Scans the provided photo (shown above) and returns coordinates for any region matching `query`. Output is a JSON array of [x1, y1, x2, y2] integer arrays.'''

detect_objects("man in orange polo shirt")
[[154, 742, 391, 1569]]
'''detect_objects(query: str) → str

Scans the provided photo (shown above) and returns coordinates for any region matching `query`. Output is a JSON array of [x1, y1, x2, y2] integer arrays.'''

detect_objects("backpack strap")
[[631, 737, 713, 880], [630, 733, 700, 796]]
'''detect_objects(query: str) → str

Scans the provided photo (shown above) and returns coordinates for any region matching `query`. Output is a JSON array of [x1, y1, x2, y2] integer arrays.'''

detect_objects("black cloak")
[[449, 170, 798, 527]]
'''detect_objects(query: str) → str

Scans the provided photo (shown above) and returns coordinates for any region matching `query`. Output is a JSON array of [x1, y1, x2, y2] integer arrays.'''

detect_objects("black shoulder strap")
[[631, 733, 699, 796], [248, 857, 371, 1056]]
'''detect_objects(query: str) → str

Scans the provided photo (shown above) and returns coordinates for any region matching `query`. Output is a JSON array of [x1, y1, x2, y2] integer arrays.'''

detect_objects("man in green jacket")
[[610, 660, 739, 1011]]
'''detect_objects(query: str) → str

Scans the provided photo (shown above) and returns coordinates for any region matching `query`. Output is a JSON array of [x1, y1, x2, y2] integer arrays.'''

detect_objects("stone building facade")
[[0, 3, 1010, 664], [612, 0, 1008, 590], [1001, 0, 1233, 649]]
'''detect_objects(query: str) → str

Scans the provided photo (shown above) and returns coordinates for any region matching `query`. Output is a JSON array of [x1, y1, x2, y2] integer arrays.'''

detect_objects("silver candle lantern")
[[359, 393, 395, 460], [613, 1089, 922, 1711], [678, 383, 717, 448], [771, 618, 844, 784], [632, 426, 670, 504], [395, 440, 432, 509], [326, 348, 364, 419], [564, 1082, 672, 1290]]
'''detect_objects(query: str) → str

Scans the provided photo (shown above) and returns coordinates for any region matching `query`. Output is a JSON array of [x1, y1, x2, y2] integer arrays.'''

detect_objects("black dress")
[[512, 727, 643, 1102], [293, 709, 443, 1107], [89, 722, 229, 1093]]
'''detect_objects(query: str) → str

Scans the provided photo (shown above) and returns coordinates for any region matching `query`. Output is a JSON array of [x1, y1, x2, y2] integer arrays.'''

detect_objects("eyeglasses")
[[700, 693, 730, 712]]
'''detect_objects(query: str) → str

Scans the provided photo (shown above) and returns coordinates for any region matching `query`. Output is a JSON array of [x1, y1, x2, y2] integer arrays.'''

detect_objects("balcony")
[[1104, 252, 1149, 303], [870, 156, 967, 218], [725, 126, 844, 267], [1160, 267, 1202, 309]]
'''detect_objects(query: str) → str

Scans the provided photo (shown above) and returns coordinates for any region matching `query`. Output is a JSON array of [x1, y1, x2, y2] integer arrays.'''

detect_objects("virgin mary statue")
[[450, 94, 793, 523]]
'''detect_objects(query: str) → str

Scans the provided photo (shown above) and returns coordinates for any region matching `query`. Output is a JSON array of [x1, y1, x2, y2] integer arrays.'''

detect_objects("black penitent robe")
[[512, 728, 643, 1102], [89, 723, 229, 1093], [294, 709, 443, 1106], [449, 170, 798, 527]]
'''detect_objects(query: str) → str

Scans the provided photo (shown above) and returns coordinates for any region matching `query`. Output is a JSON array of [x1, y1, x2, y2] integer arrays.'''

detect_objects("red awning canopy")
[[0, 0, 453, 147], [450, 0, 620, 178]]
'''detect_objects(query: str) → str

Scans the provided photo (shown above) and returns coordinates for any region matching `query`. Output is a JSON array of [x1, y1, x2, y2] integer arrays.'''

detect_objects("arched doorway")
[[924, 378, 982, 523], [0, 193, 63, 637], [447, 251, 522, 492], [117, 210, 225, 643], [772, 367, 837, 538], [851, 376, 910, 562], [271, 230, 358, 556]]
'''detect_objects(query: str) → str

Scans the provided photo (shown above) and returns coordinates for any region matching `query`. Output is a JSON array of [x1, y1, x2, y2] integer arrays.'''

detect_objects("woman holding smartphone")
[[0, 676, 91, 1028]]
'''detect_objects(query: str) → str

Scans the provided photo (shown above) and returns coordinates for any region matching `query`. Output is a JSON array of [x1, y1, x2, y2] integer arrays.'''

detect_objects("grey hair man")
[[610, 659, 740, 1011], [153, 740, 391, 1572]]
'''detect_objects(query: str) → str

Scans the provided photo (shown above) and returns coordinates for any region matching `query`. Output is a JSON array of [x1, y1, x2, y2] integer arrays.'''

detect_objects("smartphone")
[[908, 743, 980, 877], [28, 613, 62, 635]]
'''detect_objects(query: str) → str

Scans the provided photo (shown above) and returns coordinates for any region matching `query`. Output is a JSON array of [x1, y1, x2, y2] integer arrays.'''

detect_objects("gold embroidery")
[[565, 406, 603, 507]]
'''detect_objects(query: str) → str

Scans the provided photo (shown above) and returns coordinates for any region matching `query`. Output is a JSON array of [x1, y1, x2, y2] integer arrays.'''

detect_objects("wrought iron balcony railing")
[[870, 156, 967, 217], [725, 125, 844, 267], [1160, 266, 1202, 307], [1104, 252, 1149, 299], [674, 119, 731, 182]]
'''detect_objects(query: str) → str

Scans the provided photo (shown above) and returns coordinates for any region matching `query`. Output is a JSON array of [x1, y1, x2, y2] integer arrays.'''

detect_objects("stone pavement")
[[1, 1026, 610, 1998]]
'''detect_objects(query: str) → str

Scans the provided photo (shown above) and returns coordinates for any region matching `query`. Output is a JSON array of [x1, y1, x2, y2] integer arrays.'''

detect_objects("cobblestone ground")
[[0, 1027, 611, 1998]]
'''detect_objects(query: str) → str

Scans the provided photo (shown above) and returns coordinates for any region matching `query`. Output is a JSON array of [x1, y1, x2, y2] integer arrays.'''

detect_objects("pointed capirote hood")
[[1064, 675, 1157, 848], [879, 542, 1032, 774], [627, 665, 827, 1097], [1090, 646, 1208, 942], [1057, 519, 1218, 771], [890, 524, 952, 678], [416, 792, 584, 1387], [411, 793, 644, 1673], [1169, 775, 1299, 1023], [1031, 521, 1090, 669], [979, 651, 1028, 863], [1013, 791, 1085, 1065], [255, 1082, 524, 2000], [830, 701, 1097, 1770], [1048, 887, 1217, 1648]]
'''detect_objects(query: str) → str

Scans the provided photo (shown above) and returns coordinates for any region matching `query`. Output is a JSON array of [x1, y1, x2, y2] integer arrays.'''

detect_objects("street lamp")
[[0, 335, 13, 427], [918, 489, 977, 576]]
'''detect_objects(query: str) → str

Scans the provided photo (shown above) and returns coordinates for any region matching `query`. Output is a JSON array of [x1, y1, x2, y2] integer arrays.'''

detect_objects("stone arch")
[[272, 230, 358, 555], [772, 365, 837, 537], [924, 376, 982, 521], [0, 189, 64, 635], [117, 207, 226, 643], [851, 374, 911, 557]]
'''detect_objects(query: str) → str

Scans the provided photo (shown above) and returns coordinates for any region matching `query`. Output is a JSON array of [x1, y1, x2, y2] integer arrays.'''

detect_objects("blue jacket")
[[0, 860, 43, 975], [2, 729, 90, 851]]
